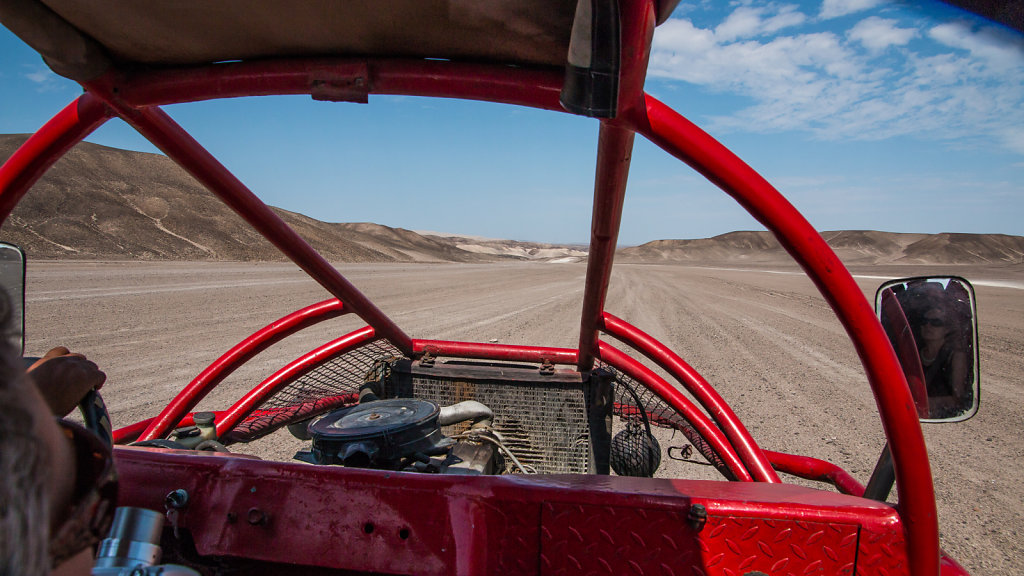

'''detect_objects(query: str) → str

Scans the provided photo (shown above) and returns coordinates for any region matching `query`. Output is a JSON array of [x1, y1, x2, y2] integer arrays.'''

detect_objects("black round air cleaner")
[[308, 399, 449, 469]]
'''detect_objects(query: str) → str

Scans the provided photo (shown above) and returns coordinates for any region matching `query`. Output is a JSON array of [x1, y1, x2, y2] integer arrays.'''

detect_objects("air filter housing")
[[308, 398, 449, 469]]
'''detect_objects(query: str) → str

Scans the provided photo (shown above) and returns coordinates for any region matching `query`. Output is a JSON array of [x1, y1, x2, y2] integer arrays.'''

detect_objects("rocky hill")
[[3, 134, 1021, 265], [618, 230, 1024, 265], [0, 135, 580, 262]]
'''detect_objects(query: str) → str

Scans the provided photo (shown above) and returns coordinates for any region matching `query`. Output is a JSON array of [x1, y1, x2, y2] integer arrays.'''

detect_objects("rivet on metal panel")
[[247, 508, 269, 526], [687, 503, 707, 532]]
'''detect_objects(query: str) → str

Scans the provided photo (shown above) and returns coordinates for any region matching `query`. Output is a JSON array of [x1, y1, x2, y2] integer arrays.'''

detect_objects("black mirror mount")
[[875, 276, 979, 423], [0, 241, 26, 355]]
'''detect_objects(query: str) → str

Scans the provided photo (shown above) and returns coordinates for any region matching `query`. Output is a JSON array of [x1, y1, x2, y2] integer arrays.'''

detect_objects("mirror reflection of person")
[[919, 305, 968, 418]]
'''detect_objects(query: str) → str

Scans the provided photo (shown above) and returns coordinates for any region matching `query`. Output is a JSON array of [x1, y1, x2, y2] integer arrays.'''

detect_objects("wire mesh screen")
[[379, 360, 594, 474], [227, 339, 403, 442], [603, 363, 732, 479]]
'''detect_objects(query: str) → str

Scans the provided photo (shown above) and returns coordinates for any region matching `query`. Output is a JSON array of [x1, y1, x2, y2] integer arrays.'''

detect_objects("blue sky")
[[1, 1, 1021, 245]]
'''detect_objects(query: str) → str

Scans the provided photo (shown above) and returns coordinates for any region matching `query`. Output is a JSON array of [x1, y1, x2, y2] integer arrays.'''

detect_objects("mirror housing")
[[875, 276, 979, 423], [0, 242, 26, 355]]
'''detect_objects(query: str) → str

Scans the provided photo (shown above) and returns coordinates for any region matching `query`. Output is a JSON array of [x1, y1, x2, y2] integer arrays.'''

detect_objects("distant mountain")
[[0, 135, 578, 262], [618, 230, 1024, 265], [3, 134, 1021, 265]]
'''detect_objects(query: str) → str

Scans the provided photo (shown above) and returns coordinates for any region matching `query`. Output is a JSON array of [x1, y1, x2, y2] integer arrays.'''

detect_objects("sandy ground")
[[23, 260, 1024, 575]]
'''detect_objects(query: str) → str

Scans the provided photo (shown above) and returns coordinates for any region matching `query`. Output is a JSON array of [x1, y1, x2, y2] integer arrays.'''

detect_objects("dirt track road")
[[25, 261, 1024, 575]]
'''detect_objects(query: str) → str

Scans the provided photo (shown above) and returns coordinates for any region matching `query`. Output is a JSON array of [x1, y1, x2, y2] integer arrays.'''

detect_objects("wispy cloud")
[[848, 16, 916, 51], [22, 67, 68, 93], [649, 4, 1024, 154], [25, 70, 51, 83], [929, 22, 1024, 70], [715, 5, 807, 41], [819, 0, 883, 20]]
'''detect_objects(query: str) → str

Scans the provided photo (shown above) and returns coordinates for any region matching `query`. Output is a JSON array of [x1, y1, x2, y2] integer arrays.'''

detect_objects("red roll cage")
[[0, 1, 950, 574]]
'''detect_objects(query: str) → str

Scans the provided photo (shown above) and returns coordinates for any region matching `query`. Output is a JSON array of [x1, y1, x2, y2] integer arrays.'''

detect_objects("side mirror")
[[0, 242, 26, 355], [875, 276, 979, 423]]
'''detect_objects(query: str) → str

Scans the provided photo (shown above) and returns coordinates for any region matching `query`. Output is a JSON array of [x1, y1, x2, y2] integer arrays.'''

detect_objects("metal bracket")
[[539, 358, 555, 375], [310, 63, 371, 103], [420, 349, 436, 368]]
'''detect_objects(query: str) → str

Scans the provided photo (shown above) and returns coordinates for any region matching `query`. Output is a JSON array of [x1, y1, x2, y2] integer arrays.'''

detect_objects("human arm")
[[27, 346, 106, 417]]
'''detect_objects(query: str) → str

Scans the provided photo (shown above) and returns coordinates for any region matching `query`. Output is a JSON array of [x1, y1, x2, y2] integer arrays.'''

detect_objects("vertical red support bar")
[[81, 86, 414, 356], [578, 0, 656, 372], [137, 298, 347, 442], [629, 94, 939, 576], [0, 93, 112, 223], [577, 123, 634, 371], [598, 341, 753, 481], [601, 312, 780, 483]]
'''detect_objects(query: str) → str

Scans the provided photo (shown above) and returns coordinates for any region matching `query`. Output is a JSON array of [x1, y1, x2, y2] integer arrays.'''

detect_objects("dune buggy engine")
[[294, 358, 619, 475]]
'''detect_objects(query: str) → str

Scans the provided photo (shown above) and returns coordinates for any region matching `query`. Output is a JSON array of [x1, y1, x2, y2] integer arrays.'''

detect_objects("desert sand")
[[24, 260, 1024, 575]]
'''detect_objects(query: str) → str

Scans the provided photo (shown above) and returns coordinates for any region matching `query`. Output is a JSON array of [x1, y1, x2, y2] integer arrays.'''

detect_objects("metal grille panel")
[[382, 361, 592, 474], [228, 340, 402, 441]]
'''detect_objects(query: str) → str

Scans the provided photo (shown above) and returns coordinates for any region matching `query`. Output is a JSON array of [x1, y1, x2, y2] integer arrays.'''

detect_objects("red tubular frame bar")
[[577, 0, 654, 373], [216, 325, 378, 436], [113, 411, 227, 445], [764, 449, 866, 497], [110, 59, 565, 112], [628, 94, 938, 575], [412, 339, 578, 365], [601, 312, 780, 483], [0, 93, 112, 222], [577, 122, 634, 372], [137, 298, 347, 442], [597, 341, 753, 482], [80, 82, 415, 357]]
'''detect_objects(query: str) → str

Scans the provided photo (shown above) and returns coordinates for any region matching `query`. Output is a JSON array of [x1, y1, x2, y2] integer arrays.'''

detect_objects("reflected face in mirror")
[[876, 276, 979, 423]]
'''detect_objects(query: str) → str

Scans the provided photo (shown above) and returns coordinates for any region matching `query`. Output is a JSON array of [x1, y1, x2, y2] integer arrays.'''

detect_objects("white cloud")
[[848, 17, 917, 51], [25, 70, 51, 83], [819, 0, 883, 20], [928, 22, 1024, 71], [23, 67, 68, 93], [649, 7, 1024, 156], [715, 5, 806, 41]]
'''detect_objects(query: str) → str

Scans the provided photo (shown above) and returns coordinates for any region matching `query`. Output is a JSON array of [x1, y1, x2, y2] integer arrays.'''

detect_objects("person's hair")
[[0, 291, 50, 576]]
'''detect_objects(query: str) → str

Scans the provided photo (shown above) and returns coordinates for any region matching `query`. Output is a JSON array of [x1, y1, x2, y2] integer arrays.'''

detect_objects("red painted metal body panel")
[[631, 94, 939, 575], [0, 93, 111, 223], [597, 342, 752, 482], [542, 503, 858, 576], [138, 298, 347, 442], [114, 446, 906, 575], [601, 312, 779, 484], [216, 326, 377, 436]]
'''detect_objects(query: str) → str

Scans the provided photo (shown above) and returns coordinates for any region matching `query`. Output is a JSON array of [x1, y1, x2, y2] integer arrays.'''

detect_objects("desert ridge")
[[2, 134, 1022, 266]]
